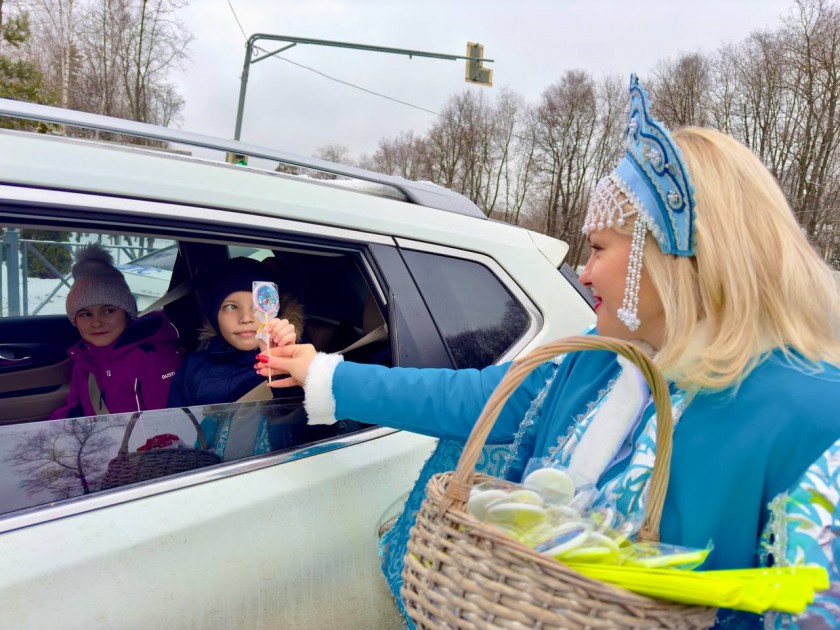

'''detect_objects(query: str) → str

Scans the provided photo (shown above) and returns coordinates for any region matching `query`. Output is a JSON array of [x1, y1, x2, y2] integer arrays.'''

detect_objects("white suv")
[[0, 99, 594, 630]]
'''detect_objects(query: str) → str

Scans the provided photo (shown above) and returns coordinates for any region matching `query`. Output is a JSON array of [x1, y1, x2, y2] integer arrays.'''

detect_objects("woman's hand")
[[256, 343, 318, 388]]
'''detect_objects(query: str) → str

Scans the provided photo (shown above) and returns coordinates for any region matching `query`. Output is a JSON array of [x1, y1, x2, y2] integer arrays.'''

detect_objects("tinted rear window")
[[401, 250, 529, 369]]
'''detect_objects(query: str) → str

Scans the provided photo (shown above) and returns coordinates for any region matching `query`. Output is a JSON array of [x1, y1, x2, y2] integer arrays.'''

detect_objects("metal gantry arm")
[[233, 33, 494, 141]]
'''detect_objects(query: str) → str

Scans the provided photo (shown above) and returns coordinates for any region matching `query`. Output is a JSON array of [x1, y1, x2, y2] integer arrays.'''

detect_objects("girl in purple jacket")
[[50, 244, 182, 419]]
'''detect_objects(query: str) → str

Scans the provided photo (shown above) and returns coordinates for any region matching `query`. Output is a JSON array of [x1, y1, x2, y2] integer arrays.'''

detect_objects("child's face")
[[217, 291, 261, 351], [75, 304, 129, 347]]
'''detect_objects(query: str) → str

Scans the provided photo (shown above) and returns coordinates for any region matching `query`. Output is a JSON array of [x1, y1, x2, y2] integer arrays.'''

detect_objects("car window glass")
[[228, 245, 261, 259], [0, 408, 199, 515], [0, 400, 365, 517], [401, 250, 529, 369], [124, 245, 178, 270], [0, 227, 175, 317]]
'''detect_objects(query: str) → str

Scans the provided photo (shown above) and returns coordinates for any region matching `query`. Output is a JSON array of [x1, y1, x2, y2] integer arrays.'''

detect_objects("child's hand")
[[265, 317, 297, 347], [255, 343, 318, 388]]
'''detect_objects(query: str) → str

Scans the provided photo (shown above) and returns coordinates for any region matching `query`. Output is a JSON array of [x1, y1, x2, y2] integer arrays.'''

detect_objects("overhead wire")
[[226, 0, 247, 40], [261, 51, 440, 117], [225, 0, 439, 117]]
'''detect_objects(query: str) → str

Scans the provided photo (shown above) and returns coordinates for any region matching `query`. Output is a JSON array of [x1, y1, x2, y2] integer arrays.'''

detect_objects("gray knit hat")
[[65, 244, 138, 322]]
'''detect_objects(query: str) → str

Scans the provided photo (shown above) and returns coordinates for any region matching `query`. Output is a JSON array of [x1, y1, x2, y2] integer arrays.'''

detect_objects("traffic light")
[[465, 42, 493, 87]]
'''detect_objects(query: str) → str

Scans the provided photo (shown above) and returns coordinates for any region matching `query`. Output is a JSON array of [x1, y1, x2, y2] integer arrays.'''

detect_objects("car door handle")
[[0, 353, 32, 365]]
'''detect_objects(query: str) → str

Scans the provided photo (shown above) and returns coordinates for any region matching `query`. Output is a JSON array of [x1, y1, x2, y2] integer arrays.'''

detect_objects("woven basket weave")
[[100, 410, 221, 490], [401, 336, 718, 629]]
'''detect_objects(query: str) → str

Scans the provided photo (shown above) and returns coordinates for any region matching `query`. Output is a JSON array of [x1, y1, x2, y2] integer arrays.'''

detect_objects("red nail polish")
[[257, 354, 269, 364]]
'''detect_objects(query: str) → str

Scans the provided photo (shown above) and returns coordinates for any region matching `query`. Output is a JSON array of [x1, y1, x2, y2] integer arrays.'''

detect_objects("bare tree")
[[25, 0, 80, 108], [409, 89, 528, 216], [722, 31, 798, 179], [779, 0, 840, 253], [362, 130, 430, 181], [20, 0, 190, 137], [119, 0, 190, 124], [425, 91, 480, 194], [6, 417, 118, 499], [648, 52, 713, 128], [308, 143, 353, 180], [526, 71, 622, 266], [498, 89, 537, 224], [75, 0, 130, 119], [483, 87, 525, 219]]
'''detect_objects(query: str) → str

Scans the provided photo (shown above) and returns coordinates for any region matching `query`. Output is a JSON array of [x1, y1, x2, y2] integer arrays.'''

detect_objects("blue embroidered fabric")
[[375, 340, 839, 628], [377, 358, 564, 626], [761, 438, 840, 628]]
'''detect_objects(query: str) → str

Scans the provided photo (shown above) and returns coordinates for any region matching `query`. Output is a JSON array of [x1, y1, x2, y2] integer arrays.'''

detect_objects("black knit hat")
[[198, 257, 278, 332]]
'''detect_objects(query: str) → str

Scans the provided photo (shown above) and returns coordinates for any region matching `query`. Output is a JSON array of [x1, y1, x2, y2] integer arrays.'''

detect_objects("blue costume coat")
[[330, 345, 840, 627]]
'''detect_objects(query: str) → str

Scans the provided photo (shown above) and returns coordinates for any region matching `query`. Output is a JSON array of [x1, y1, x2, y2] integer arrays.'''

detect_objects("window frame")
[[394, 237, 544, 365], [0, 188, 414, 533]]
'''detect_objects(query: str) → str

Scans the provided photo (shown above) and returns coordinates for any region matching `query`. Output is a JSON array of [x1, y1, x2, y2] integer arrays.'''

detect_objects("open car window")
[[0, 223, 397, 519], [0, 206, 546, 524], [0, 230, 176, 318]]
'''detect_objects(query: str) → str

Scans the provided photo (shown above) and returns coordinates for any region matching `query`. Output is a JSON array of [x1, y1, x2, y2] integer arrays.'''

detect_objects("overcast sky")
[[171, 0, 795, 160]]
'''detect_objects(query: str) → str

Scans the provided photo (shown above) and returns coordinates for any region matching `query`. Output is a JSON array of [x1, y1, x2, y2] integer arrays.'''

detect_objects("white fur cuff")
[[303, 352, 344, 425]]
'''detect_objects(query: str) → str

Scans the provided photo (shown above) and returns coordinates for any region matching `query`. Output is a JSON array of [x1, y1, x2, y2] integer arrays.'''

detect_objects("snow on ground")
[[1, 232, 163, 317], [1, 261, 70, 317]]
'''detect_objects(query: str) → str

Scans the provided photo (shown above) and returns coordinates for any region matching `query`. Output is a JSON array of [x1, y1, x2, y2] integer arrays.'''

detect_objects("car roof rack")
[[0, 98, 486, 219]]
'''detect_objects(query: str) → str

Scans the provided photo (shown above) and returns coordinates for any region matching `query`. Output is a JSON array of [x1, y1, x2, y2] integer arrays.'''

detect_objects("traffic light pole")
[[233, 33, 493, 141]]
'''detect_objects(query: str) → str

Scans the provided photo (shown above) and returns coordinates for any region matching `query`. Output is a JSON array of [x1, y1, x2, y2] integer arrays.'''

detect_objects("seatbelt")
[[88, 373, 110, 415], [234, 323, 389, 403], [336, 324, 388, 354], [137, 277, 197, 317], [236, 382, 274, 402]]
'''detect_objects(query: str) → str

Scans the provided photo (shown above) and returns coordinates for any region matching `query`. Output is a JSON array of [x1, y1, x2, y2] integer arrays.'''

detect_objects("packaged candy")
[[621, 541, 712, 570], [464, 468, 828, 614], [466, 462, 711, 571]]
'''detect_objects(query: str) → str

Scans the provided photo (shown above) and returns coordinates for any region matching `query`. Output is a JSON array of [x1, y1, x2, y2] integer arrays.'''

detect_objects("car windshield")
[[123, 245, 178, 270]]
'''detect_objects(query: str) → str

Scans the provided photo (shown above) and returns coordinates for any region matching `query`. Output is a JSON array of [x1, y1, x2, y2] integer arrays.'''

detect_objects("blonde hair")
[[631, 127, 840, 391]]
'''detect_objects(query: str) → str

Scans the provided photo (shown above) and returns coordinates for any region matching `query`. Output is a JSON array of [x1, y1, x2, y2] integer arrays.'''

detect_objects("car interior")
[[0, 225, 394, 513]]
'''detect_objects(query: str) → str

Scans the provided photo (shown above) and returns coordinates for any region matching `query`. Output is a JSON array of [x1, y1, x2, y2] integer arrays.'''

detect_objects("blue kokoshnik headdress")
[[583, 74, 697, 331]]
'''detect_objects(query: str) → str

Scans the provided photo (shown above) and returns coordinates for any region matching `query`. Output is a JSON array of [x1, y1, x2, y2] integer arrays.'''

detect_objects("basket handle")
[[116, 408, 210, 455], [444, 335, 673, 543]]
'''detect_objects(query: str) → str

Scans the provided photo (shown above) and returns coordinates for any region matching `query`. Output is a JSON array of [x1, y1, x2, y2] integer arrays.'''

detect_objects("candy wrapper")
[[465, 466, 829, 613], [467, 462, 711, 570], [253, 281, 280, 346]]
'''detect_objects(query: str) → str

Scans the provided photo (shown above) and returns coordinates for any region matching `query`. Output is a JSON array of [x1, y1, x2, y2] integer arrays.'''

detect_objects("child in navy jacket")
[[167, 257, 311, 458]]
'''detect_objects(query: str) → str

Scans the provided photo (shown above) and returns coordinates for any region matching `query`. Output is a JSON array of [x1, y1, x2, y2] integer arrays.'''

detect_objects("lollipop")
[[253, 281, 280, 381]]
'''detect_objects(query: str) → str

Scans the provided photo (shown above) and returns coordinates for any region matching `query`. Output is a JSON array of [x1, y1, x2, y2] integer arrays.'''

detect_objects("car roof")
[[0, 98, 571, 265], [0, 98, 484, 218]]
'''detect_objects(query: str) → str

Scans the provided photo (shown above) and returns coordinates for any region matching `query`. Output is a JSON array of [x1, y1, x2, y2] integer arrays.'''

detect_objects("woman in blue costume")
[[257, 75, 840, 628]]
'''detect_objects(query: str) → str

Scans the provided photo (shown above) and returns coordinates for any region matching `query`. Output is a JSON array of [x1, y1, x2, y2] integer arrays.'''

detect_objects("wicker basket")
[[100, 410, 222, 490], [401, 336, 719, 629]]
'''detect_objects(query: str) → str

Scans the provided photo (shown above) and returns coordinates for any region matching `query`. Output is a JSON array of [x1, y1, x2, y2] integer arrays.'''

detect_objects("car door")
[[0, 209, 447, 630]]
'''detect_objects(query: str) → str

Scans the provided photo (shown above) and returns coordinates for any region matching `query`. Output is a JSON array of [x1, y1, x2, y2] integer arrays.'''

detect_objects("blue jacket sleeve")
[[333, 360, 557, 444]]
